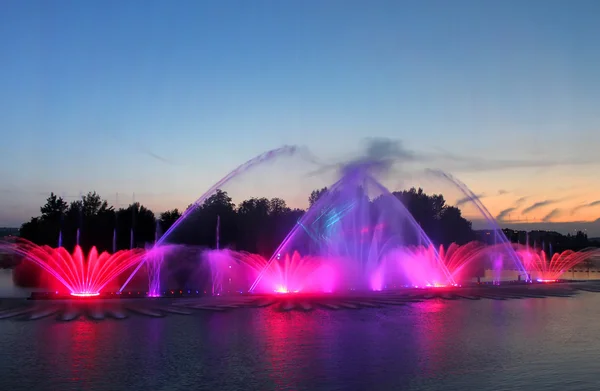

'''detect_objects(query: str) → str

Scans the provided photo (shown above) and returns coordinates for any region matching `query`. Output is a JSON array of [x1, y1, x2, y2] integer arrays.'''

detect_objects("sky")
[[1, 0, 600, 234]]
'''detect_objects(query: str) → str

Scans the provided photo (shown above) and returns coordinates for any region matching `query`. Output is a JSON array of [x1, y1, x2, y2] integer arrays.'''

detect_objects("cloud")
[[571, 200, 600, 215], [542, 208, 562, 222], [312, 137, 598, 180], [515, 196, 528, 204], [430, 148, 596, 173], [496, 207, 516, 222], [456, 193, 486, 207], [497, 189, 509, 195], [522, 199, 560, 215], [496, 196, 528, 222], [141, 149, 174, 164], [107, 132, 177, 165]]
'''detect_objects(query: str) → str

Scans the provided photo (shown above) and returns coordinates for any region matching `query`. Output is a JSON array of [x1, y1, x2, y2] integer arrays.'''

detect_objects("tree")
[[309, 187, 328, 206], [160, 209, 182, 233], [40, 193, 68, 221], [392, 188, 473, 246], [438, 206, 475, 245], [15, 186, 482, 255], [81, 191, 110, 217], [115, 203, 156, 249], [269, 198, 290, 215]]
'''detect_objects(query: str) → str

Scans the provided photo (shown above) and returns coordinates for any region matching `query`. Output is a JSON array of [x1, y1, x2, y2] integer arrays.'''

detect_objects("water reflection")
[[35, 320, 119, 390], [259, 311, 324, 389], [0, 295, 599, 391], [0, 269, 30, 298]]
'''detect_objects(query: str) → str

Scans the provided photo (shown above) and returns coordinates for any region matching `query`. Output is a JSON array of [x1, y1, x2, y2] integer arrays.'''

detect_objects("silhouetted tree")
[[390, 188, 474, 245], [40, 193, 68, 221], [16, 186, 485, 255], [501, 229, 592, 253], [159, 209, 182, 233], [309, 187, 328, 206]]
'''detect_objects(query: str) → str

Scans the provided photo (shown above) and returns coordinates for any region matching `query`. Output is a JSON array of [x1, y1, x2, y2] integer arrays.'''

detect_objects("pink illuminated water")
[[516, 246, 600, 280], [1, 239, 146, 296], [204, 241, 505, 294], [369, 241, 490, 289], [205, 250, 338, 294]]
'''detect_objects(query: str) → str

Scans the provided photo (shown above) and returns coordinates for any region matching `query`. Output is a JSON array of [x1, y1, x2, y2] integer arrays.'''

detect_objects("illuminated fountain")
[[516, 246, 600, 281], [2, 239, 146, 297], [146, 249, 164, 297], [118, 143, 531, 296], [248, 162, 455, 293], [424, 169, 528, 281], [119, 145, 301, 294], [202, 250, 331, 295], [242, 168, 531, 293], [203, 241, 504, 294], [385, 241, 489, 287]]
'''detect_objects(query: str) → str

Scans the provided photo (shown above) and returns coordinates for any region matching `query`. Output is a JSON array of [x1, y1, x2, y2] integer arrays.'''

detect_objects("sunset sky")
[[1, 0, 599, 233]]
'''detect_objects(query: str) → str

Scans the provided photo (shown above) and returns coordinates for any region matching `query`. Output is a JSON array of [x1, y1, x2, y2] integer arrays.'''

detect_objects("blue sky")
[[1, 0, 600, 232]]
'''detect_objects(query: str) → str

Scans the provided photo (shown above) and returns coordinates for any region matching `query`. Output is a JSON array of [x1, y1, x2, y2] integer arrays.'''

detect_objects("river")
[[0, 272, 599, 390]]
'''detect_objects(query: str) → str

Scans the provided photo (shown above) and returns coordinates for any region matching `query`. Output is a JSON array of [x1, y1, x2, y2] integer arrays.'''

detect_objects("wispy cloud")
[[571, 200, 600, 215], [497, 207, 517, 222], [311, 138, 598, 180], [142, 149, 174, 164], [515, 196, 528, 204], [107, 132, 178, 165], [456, 193, 486, 207], [497, 189, 509, 195], [496, 196, 528, 221], [430, 148, 597, 173], [522, 199, 561, 215], [542, 208, 562, 222]]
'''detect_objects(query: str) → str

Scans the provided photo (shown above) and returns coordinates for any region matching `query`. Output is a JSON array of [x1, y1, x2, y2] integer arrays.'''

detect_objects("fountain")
[[246, 162, 455, 293], [515, 245, 600, 281], [118, 145, 301, 293], [2, 238, 146, 297], [6, 143, 594, 303], [425, 169, 528, 279]]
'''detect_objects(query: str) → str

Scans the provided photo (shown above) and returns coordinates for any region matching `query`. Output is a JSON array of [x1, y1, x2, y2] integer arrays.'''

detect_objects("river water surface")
[[0, 270, 599, 391]]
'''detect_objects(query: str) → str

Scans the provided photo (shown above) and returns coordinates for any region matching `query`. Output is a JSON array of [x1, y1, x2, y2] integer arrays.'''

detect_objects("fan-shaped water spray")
[[2, 239, 146, 296], [515, 245, 600, 281]]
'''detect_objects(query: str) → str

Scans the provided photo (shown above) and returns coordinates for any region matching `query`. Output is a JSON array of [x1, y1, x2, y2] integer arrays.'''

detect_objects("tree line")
[[501, 228, 595, 253], [14, 187, 476, 257]]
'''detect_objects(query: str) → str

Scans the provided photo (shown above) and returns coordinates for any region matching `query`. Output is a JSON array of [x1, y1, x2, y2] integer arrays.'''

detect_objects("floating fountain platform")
[[26, 279, 577, 301], [28, 289, 213, 301], [0, 280, 596, 322]]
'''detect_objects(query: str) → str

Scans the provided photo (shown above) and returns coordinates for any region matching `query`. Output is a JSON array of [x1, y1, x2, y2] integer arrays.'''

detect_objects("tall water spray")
[[146, 220, 163, 297], [118, 146, 300, 293], [425, 169, 527, 278], [216, 215, 220, 250], [250, 157, 454, 293]]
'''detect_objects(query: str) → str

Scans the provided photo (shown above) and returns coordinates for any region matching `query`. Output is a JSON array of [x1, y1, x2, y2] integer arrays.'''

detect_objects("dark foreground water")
[[1, 290, 599, 391]]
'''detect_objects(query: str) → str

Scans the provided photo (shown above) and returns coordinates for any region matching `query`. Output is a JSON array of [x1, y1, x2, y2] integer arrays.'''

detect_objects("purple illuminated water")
[[119, 145, 300, 293]]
